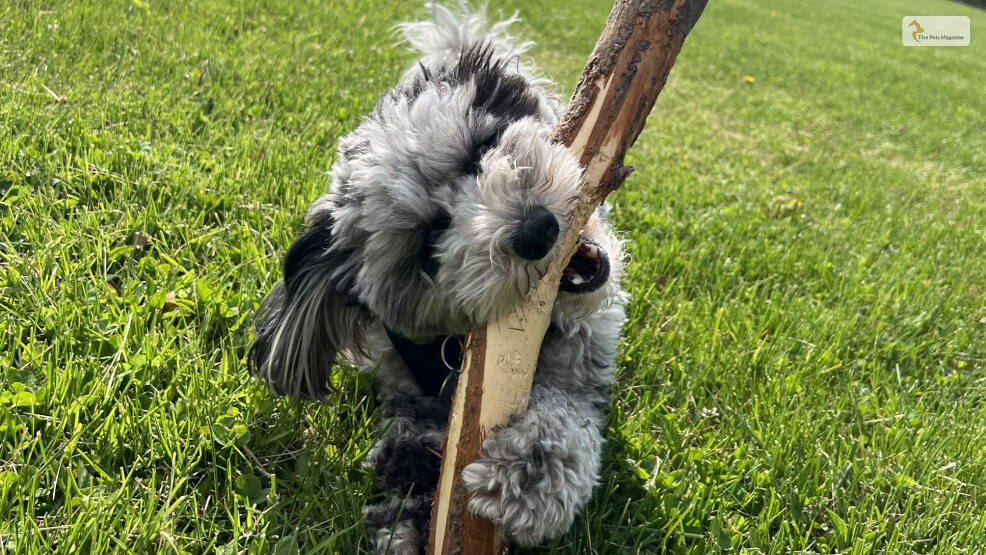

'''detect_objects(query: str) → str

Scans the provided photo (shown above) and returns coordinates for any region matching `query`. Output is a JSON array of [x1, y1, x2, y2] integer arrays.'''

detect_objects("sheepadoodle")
[[249, 4, 627, 552]]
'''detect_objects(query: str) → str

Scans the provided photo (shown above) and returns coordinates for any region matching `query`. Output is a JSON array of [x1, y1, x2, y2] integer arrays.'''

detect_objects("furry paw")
[[368, 522, 422, 555], [364, 496, 429, 555], [460, 401, 600, 546]]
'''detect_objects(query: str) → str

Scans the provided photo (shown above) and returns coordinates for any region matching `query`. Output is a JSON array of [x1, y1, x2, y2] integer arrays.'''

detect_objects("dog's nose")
[[512, 205, 559, 260]]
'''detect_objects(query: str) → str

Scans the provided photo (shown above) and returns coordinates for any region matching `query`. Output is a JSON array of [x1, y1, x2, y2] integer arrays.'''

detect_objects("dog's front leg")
[[460, 383, 604, 546], [364, 396, 448, 555]]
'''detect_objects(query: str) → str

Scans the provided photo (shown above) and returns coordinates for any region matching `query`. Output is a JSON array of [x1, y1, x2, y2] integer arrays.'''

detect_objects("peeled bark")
[[428, 1, 708, 553]]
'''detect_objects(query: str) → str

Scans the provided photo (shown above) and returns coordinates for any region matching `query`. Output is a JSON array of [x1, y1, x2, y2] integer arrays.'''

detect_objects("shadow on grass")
[[950, 0, 985, 9], [231, 367, 377, 552]]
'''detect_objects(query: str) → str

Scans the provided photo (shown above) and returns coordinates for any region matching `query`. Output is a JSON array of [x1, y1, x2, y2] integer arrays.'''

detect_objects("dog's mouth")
[[560, 234, 610, 294]]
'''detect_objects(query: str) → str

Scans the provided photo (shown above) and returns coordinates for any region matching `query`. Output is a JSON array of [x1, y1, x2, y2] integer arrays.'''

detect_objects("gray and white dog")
[[250, 4, 627, 552]]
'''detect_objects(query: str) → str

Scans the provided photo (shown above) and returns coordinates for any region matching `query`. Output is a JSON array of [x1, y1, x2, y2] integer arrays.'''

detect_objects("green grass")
[[1, 0, 984, 552]]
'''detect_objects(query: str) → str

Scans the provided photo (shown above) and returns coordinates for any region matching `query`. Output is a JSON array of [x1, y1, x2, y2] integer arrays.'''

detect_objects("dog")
[[249, 4, 627, 552]]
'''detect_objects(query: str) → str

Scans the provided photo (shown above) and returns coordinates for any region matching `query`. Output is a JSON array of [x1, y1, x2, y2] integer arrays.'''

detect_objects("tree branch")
[[428, 1, 708, 553]]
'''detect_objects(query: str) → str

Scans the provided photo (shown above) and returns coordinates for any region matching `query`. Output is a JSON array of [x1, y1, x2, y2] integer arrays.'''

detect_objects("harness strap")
[[384, 326, 463, 400]]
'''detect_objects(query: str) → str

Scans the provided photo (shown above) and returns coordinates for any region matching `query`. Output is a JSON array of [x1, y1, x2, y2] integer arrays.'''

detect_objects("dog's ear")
[[249, 216, 369, 400]]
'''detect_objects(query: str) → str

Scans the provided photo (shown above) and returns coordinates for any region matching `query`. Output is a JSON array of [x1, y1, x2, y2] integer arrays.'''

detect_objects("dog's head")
[[250, 42, 623, 399]]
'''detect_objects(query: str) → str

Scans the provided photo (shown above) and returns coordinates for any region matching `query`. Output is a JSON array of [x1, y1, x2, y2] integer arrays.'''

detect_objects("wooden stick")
[[428, 1, 707, 553]]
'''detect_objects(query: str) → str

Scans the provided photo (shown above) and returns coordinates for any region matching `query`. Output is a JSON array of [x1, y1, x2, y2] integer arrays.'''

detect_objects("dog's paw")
[[367, 521, 423, 555], [460, 417, 592, 546], [364, 496, 429, 555]]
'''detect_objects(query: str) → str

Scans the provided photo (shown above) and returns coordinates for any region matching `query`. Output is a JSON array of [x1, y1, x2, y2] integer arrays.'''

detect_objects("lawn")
[[1, 0, 985, 552]]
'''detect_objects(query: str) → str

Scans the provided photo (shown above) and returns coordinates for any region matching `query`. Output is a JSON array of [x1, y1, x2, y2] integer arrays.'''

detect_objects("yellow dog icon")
[[909, 20, 924, 42]]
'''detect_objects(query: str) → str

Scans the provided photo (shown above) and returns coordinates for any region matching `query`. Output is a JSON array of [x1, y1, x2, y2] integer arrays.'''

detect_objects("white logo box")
[[902, 16, 971, 46]]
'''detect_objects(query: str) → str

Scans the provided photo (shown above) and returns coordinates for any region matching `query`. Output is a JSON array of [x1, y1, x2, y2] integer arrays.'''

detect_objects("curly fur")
[[250, 3, 628, 552]]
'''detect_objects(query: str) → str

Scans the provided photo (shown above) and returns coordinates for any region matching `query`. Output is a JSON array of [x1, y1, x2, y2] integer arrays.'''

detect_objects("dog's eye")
[[419, 212, 452, 277], [467, 132, 501, 174]]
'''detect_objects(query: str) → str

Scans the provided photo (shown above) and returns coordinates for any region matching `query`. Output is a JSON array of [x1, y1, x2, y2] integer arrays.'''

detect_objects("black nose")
[[511, 206, 559, 260]]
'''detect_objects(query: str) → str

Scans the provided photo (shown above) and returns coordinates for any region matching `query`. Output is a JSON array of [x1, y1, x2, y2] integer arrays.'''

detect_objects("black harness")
[[384, 326, 463, 400]]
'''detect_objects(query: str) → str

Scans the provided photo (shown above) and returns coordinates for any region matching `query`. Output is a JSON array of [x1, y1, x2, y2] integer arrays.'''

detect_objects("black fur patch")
[[394, 42, 541, 180], [283, 222, 331, 292], [282, 217, 359, 302], [400, 42, 542, 124], [464, 129, 503, 175], [371, 435, 443, 496], [364, 494, 432, 550], [453, 43, 541, 121], [371, 397, 449, 498], [379, 395, 452, 421], [418, 211, 451, 277]]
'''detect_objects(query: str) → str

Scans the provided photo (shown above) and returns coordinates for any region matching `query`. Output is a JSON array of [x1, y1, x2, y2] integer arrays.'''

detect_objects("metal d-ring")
[[440, 335, 462, 371]]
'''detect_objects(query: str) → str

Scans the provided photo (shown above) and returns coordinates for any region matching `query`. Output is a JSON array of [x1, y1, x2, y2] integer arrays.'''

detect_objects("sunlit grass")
[[2, 0, 984, 552]]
